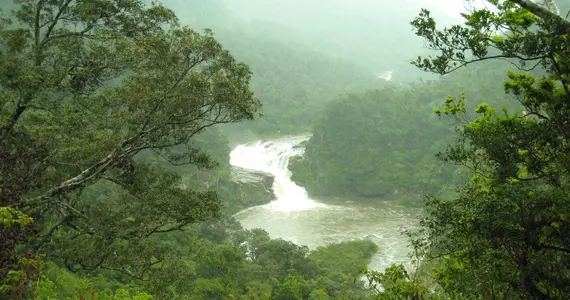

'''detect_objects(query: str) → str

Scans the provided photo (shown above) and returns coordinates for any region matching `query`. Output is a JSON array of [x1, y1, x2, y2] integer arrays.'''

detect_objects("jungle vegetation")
[[2, 0, 570, 299]]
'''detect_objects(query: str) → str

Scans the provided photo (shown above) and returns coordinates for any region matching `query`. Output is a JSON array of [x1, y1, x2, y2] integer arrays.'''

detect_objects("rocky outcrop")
[[220, 170, 275, 214]]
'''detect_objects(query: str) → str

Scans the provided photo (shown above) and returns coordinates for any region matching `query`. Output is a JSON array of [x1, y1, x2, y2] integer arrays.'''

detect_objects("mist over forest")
[[165, 0, 457, 80], [2, 0, 570, 299]]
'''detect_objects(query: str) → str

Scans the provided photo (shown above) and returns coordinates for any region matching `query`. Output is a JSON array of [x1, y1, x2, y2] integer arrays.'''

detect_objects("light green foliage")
[[308, 289, 331, 300], [404, 0, 570, 298], [363, 264, 420, 300], [142, 223, 379, 299], [2, 211, 381, 299], [223, 34, 382, 134], [273, 270, 309, 300], [0, 206, 32, 228], [34, 263, 152, 299]]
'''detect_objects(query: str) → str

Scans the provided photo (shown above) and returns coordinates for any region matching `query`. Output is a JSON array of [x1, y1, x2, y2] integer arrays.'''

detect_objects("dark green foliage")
[[16, 0, 570, 299], [1, 1, 384, 297], [1, 213, 380, 299], [0, 0, 263, 297], [141, 127, 275, 215], [291, 87, 455, 201], [0, 132, 46, 280]]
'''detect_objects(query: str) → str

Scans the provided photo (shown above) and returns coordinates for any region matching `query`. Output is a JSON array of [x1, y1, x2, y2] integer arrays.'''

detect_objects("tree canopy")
[[363, 0, 570, 298], [0, 0, 260, 291], [0, 1, 390, 299], [4, 0, 570, 299]]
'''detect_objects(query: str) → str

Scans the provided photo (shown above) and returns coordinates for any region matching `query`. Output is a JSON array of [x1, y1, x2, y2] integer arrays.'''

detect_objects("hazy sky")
[[422, 0, 466, 18], [422, 0, 498, 19], [158, 0, 500, 81]]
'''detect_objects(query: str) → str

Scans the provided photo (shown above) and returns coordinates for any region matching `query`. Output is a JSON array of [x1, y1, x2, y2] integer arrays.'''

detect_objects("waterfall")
[[231, 135, 419, 274], [229, 134, 325, 212]]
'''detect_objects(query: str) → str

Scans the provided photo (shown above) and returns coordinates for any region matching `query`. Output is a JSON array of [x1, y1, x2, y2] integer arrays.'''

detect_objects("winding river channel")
[[230, 135, 420, 272]]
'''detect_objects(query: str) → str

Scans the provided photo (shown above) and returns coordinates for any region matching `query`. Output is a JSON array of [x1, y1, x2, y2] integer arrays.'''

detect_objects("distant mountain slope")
[[162, 0, 388, 134], [221, 0, 460, 82]]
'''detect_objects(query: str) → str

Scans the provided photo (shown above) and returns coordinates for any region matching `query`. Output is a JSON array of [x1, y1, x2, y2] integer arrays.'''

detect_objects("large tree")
[[0, 0, 260, 288], [405, 0, 570, 298]]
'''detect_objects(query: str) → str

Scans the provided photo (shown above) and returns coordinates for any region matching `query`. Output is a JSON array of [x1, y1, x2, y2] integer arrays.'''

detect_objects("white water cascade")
[[229, 134, 325, 212]]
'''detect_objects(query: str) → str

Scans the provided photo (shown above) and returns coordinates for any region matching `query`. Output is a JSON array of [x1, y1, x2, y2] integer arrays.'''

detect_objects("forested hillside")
[[164, 0, 384, 134], [221, 0, 459, 82], [2, 0, 570, 299], [291, 59, 519, 203], [218, 30, 381, 134]]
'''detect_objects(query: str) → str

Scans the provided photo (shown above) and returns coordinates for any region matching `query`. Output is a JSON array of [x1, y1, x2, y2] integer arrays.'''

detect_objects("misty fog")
[[160, 0, 467, 82]]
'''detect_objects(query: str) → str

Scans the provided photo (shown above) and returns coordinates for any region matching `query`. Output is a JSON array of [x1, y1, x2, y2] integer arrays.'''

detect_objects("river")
[[230, 134, 420, 272]]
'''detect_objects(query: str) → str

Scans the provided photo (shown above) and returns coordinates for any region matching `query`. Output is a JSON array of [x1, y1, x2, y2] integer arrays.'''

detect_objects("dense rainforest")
[[2, 0, 570, 299], [290, 59, 520, 203], [0, 0, 383, 298]]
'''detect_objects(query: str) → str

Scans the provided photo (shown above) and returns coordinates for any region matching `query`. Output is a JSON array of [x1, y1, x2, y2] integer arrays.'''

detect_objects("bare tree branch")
[[42, 0, 74, 43]]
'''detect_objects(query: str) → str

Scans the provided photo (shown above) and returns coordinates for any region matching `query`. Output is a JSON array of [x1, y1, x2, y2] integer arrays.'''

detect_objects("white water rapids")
[[230, 135, 419, 272]]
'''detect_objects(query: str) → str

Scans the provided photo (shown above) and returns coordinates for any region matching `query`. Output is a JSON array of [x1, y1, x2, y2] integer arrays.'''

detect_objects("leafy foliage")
[[0, 130, 47, 282], [0, 1, 393, 299], [309, 240, 378, 276], [0, 0, 262, 297], [290, 87, 454, 201], [395, 0, 570, 298], [11, 0, 570, 299]]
